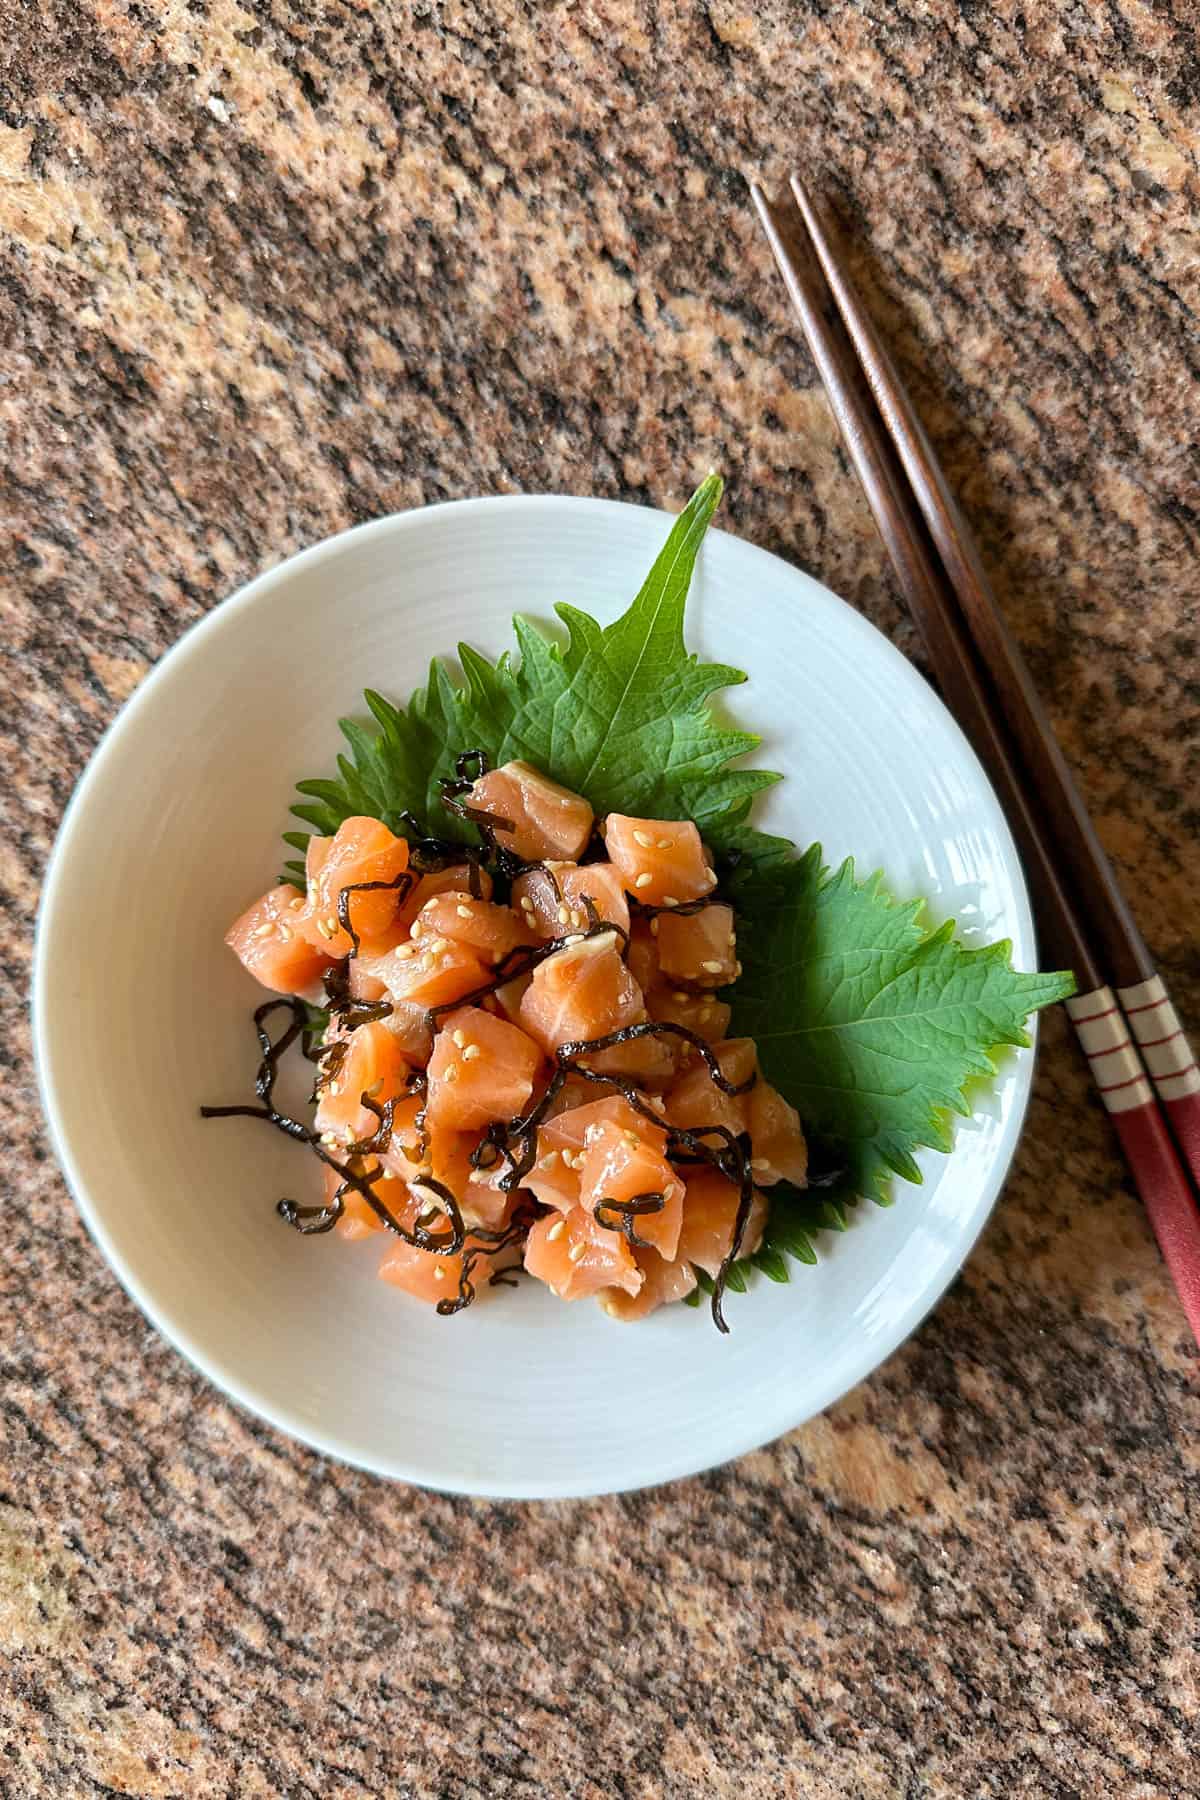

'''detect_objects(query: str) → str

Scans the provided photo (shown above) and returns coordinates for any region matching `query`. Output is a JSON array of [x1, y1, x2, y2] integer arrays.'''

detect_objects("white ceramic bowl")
[[34, 497, 1036, 1498]]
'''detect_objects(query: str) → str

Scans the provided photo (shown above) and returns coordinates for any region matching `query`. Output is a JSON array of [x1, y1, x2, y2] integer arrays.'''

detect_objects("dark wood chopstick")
[[785, 178, 1200, 1200], [751, 179, 1200, 1342]]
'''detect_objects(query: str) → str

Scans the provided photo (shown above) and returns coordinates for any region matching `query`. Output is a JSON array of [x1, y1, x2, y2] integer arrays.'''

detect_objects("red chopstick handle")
[[1068, 987, 1200, 1343], [1114, 976, 1200, 1188], [1108, 1102, 1200, 1343]]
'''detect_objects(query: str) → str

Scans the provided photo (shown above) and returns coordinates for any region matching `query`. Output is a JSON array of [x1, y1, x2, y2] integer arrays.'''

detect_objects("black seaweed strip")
[[556, 1021, 756, 1095]]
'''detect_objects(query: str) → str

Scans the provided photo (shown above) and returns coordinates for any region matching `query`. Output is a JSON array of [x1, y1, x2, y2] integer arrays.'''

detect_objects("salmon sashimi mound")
[[313, 1019, 413, 1146], [518, 930, 643, 1056], [512, 863, 630, 941], [665, 1037, 758, 1138], [599, 1249, 699, 1321], [578, 1117, 684, 1260], [378, 1228, 523, 1306], [415, 890, 536, 963], [603, 815, 716, 907], [748, 1081, 809, 1187], [216, 754, 812, 1326], [656, 904, 738, 988], [677, 1168, 769, 1276], [468, 760, 594, 863], [226, 884, 331, 995], [424, 1005, 543, 1133], [525, 1094, 663, 1212], [296, 817, 411, 957], [523, 1204, 642, 1300]]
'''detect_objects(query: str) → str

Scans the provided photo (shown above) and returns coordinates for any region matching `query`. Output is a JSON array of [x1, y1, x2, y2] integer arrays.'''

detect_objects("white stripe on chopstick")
[[1065, 986, 1153, 1113], [1116, 974, 1200, 1101]]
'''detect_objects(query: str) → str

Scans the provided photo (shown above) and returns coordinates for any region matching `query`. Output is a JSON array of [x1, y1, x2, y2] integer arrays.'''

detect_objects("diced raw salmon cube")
[[598, 1249, 699, 1320], [523, 1205, 642, 1300], [225, 884, 331, 995], [646, 985, 732, 1044], [748, 1081, 808, 1187], [424, 1006, 543, 1133], [526, 1094, 661, 1212], [578, 1118, 684, 1260], [414, 891, 536, 963], [664, 1038, 758, 1138], [602, 815, 716, 907], [296, 818, 411, 957], [518, 931, 643, 1056], [384, 937, 492, 1010], [313, 1019, 413, 1146], [511, 863, 630, 940], [655, 904, 737, 987], [467, 761, 594, 862], [677, 1168, 768, 1276]]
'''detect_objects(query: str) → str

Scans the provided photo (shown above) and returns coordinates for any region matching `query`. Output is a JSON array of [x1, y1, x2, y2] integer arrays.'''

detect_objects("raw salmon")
[[645, 985, 732, 1045], [665, 1037, 757, 1138], [384, 936, 492, 1011], [424, 1005, 543, 1133], [511, 863, 630, 940], [748, 1080, 808, 1187], [523, 1204, 642, 1300], [518, 930, 642, 1056], [655, 904, 737, 987], [378, 1226, 523, 1306], [598, 1249, 698, 1320], [602, 815, 716, 907], [225, 884, 330, 995], [467, 761, 594, 863], [525, 1094, 661, 1212], [676, 1168, 769, 1276], [313, 1019, 413, 1146], [296, 817, 411, 957], [578, 1117, 684, 1259], [396, 862, 492, 932], [415, 891, 535, 963]]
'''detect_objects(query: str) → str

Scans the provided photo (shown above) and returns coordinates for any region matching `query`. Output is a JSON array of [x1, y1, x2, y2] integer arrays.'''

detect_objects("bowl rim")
[[32, 493, 1038, 1498]]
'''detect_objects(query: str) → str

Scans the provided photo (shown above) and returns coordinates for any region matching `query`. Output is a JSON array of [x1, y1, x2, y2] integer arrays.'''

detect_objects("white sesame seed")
[[584, 1125, 601, 1144], [648, 1095, 666, 1112], [364, 1078, 383, 1097], [429, 937, 450, 954], [288, 896, 305, 911], [567, 1242, 586, 1263], [556, 904, 570, 924], [433, 1266, 446, 1283], [319, 1131, 337, 1145], [443, 1064, 458, 1082], [452, 1029, 465, 1048], [520, 896, 536, 913], [278, 924, 293, 942], [547, 1218, 565, 1242], [462, 1043, 481, 1061], [750, 1157, 770, 1171], [701, 960, 723, 974], [633, 829, 653, 848], [421, 898, 437, 912], [662, 895, 679, 907], [328, 1081, 341, 1097], [411, 922, 423, 939], [699, 1006, 714, 1023], [704, 866, 717, 884], [635, 873, 653, 890], [570, 909, 584, 929], [540, 1150, 560, 1170], [324, 917, 338, 935], [672, 990, 689, 1003], [623, 1129, 639, 1147], [649, 918, 659, 936], [456, 904, 472, 918], [395, 943, 415, 959], [253, 921, 275, 939], [599, 1296, 620, 1317], [727, 932, 737, 946], [656, 837, 673, 850], [382, 1168, 396, 1181], [563, 932, 587, 944], [734, 961, 743, 978]]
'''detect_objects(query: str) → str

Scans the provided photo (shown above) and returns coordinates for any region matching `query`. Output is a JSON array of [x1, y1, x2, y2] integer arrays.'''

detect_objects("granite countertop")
[[3, 4, 1199, 1794]]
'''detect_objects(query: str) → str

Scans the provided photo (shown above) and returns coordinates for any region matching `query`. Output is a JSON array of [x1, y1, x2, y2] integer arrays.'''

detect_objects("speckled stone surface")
[[3, 4, 1199, 1795]]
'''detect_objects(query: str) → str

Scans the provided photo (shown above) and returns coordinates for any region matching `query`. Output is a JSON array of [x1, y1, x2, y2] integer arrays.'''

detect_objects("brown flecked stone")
[[2, 3, 1198, 1794]]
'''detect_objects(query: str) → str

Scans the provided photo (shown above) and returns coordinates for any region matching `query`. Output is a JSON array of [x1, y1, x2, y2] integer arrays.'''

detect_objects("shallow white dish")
[[34, 496, 1036, 1498]]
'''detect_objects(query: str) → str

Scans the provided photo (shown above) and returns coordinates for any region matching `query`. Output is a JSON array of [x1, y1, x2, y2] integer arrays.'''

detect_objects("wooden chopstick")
[[787, 177, 1200, 1194], [751, 179, 1200, 1341]]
